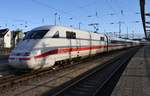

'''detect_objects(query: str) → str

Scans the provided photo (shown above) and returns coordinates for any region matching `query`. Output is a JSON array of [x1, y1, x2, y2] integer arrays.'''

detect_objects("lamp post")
[[54, 13, 57, 25], [78, 22, 82, 29], [118, 21, 124, 38], [131, 21, 141, 39], [110, 22, 116, 37], [58, 15, 61, 25], [132, 30, 134, 39], [127, 27, 128, 39], [69, 17, 73, 27], [25, 21, 28, 28], [88, 23, 99, 33], [110, 22, 124, 38]]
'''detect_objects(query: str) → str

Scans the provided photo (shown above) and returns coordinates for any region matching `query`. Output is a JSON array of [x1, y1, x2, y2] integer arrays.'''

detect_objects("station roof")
[[140, 0, 150, 40]]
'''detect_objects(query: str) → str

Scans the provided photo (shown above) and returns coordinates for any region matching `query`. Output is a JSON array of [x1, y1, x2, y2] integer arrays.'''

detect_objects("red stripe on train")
[[34, 44, 126, 59], [10, 45, 125, 60], [9, 57, 31, 60]]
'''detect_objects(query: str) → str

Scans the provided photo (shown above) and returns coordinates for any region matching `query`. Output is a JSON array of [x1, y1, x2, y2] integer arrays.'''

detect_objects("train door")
[[99, 37, 103, 52], [66, 31, 72, 60], [76, 39, 81, 57], [100, 36, 105, 52], [66, 31, 77, 60], [69, 37, 72, 60], [89, 32, 92, 56]]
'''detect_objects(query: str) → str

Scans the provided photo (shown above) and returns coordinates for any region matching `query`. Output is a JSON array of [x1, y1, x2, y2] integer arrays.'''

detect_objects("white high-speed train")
[[8, 25, 140, 70]]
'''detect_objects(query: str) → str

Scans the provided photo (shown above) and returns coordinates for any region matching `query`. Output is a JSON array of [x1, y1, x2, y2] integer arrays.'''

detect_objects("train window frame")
[[52, 31, 59, 38]]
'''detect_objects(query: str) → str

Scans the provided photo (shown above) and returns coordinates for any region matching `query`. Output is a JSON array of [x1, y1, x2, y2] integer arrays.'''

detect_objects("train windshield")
[[23, 30, 49, 40]]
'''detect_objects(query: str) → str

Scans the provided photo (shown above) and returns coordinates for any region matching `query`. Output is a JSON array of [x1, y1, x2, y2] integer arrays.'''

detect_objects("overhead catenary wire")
[[31, 0, 84, 28], [105, 0, 123, 20], [31, 0, 70, 15], [31, 0, 108, 32]]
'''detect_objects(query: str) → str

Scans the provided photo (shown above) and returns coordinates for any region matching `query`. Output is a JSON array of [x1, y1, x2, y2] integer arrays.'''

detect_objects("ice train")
[[8, 25, 139, 70]]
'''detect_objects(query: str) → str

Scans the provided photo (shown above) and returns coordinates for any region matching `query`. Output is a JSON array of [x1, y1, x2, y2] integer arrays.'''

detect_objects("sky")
[[0, 0, 145, 38]]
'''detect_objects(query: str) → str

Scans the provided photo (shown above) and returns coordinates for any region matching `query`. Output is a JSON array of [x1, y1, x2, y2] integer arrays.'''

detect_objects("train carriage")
[[8, 25, 139, 70]]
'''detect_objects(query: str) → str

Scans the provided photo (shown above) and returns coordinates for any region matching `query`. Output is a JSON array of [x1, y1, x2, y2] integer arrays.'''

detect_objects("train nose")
[[8, 57, 31, 69], [8, 51, 32, 69]]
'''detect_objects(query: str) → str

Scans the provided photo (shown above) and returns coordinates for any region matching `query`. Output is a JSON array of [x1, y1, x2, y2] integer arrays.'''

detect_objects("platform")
[[111, 45, 150, 96]]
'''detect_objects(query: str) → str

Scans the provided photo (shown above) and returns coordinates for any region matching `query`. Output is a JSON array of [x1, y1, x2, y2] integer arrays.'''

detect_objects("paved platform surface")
[[111, 45, 150, 96]]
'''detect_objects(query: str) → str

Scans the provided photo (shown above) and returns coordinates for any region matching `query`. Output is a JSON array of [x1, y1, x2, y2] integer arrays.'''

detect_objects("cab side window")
[[52, 31, 59, 38]]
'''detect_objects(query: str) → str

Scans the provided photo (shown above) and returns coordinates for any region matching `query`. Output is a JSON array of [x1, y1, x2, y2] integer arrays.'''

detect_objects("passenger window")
[[100, 37, 104, 41], [66, 31, 76, 39], [66, 31, 71, 39], [52, 31, 59, 38], [72, 32, 76, 39]]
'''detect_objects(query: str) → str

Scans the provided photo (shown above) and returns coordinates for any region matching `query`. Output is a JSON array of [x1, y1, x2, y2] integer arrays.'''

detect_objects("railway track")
[[0, 64, 72, 89], [45, 47, 140, 96], [0, 47, 139, 95], [0, 53, 105, 89], [0, 48, 125, 90]]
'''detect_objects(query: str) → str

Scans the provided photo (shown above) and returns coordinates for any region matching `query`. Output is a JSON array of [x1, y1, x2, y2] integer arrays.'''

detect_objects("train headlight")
[[31, 50, 41, 55]]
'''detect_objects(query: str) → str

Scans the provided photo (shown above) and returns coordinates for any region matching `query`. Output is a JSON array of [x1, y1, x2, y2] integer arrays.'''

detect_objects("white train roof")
[[31, 25, 106, 37], [110, 36, 138, 43], [110, 37, 126, 41], [31, 25, 55, 31]]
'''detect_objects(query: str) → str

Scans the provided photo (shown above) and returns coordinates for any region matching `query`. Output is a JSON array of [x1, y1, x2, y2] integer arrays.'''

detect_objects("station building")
[[0, 28, 24, 48]]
